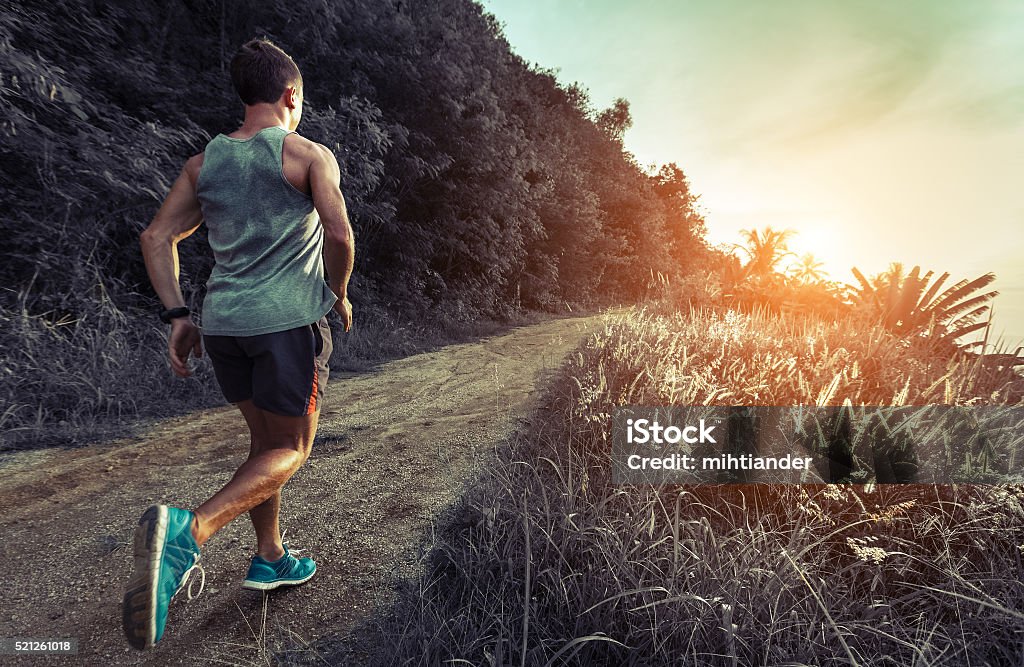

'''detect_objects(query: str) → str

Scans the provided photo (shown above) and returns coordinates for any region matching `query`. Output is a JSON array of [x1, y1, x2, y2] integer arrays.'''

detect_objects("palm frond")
[[850, 266, 874, 296], [941, 291, 999, 323], [939, 320, 990, 344], [932, 273, 997, 315], [945, 304, 992, 327], [917, 271, 949, 312]]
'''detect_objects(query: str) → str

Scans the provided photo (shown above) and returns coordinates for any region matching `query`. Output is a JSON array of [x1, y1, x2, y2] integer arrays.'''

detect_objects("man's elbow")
[[140, 226, 173, 250], [323, 222, 354, 248], [139, 227, 156, 249]]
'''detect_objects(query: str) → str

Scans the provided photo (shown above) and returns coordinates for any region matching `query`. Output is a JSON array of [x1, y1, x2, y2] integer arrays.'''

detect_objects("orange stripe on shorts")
[[306, 363, 319, 415]]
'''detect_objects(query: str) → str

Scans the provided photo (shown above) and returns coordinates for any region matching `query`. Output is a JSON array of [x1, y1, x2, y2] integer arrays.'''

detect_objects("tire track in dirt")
[[0, 310, 616, 665]]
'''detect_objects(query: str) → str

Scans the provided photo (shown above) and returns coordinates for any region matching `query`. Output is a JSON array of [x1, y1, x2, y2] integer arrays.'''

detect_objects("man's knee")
[[248, 435, 309, 458], [285, 447, 307, 476], [270, 439, 312, 470], [284, 442, 312, 472], [257, 447, 306, 489]]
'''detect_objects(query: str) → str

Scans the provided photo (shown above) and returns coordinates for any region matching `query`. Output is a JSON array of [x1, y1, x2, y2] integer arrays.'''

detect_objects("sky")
[[480, 0, 1024, 344]]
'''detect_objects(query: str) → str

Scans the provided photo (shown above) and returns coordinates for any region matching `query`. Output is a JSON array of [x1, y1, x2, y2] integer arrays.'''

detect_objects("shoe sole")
[[122, 504, 168, 650], [241, 569, 316, 591]]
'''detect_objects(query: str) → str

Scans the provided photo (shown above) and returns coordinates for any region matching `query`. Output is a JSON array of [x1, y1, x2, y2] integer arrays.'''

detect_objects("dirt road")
[[0, 310, 615, 665]]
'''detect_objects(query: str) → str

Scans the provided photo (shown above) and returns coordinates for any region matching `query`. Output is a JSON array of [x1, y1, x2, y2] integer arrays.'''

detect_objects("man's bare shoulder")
[[312, 143, 341, 173], [284, 133, 336, 165], [183, 152, 205, 187]]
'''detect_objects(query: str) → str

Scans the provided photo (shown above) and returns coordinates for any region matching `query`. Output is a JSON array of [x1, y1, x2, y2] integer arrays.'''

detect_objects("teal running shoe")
[[122, 505, 204, 649], [242, 543, 316, 591]]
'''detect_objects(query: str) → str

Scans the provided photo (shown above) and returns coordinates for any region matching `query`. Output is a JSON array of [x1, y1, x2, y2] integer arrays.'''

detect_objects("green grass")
[[317, 305, 1024, 666]]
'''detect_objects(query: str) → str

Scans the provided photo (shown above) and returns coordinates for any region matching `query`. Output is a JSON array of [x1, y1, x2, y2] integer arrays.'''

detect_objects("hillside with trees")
[[0, 0, 709, 446]]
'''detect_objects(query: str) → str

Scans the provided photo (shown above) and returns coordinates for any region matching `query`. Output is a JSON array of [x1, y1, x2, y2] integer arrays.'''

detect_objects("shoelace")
[[180, 557, 206, 601], [167, 542, 206, 602], [280, 528, 304, 556]]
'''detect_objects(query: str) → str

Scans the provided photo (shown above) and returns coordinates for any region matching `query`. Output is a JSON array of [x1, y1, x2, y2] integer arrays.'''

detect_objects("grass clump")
[[0, 272, 221, 450]]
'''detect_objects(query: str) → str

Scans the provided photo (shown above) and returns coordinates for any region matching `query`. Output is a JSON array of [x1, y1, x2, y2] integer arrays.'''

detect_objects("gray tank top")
[[195, 125, 337, 336]]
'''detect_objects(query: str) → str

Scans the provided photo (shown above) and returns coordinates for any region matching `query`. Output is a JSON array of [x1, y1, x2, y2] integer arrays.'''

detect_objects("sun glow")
[[785, 218, 847, 281]]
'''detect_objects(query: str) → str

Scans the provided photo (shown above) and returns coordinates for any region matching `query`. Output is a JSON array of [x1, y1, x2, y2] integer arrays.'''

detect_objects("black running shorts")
[[203, 315, 332, 416]]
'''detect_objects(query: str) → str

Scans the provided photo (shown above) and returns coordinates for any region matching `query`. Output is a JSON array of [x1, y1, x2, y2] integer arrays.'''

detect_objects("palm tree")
[[789, 253, 829, 285], [850, 264, 998, 346], [720, 252, 748, 287], [879, 262, 906, 286], [734, 227, 796, 278]]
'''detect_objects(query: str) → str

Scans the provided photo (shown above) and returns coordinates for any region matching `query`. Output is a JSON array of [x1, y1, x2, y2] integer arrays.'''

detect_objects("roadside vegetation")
[[316, 225, 1023, 664], [0, 285, 555, 449], [319, 296, 1023, 665]]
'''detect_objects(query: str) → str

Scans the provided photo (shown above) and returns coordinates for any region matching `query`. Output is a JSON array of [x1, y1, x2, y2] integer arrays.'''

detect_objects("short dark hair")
[[229, 38, 302, 105]]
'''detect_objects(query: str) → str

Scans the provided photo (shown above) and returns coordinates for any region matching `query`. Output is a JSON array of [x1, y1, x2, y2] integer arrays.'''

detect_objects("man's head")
[[230, 38, 304, 130]]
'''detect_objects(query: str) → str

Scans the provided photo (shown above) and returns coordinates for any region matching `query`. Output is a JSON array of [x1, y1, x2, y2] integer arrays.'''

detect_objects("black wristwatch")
[[159, 306, 191, 324]]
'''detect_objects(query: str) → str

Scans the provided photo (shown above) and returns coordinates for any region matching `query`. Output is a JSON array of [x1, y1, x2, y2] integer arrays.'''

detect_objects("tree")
[[595, 97, 632, 143], [651, 163, 708, 264], [735, 227, 796, 279], [789, 253, 828, 285]]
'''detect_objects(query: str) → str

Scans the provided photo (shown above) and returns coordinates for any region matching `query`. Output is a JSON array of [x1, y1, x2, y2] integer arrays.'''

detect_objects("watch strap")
[[159, 306, 191, 323]]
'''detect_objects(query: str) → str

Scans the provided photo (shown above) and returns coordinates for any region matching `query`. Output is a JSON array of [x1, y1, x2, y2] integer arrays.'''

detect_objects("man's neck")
[[234, 107, 290, 136]]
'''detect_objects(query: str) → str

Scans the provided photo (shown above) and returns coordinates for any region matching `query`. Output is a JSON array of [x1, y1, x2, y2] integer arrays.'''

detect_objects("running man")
[[123, 38, 355, 650]]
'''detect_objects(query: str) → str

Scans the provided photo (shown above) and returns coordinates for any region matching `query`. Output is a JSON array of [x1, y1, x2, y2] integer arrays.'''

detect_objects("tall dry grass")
[[322, 305, 1024, 666], [0, 274, 222, 450], [0, 273, 556, 451]]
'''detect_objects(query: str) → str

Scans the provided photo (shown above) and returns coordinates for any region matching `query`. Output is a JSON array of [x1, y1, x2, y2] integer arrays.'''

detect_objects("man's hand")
[[168, 318, 203, 377], [333, 296, 353, 332]]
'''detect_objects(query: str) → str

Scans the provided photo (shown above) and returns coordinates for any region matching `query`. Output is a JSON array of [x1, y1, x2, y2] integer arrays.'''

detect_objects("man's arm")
[[309, 144, 355, 330], [140, 155, 204, 376], [140, 156, 204, 310]]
